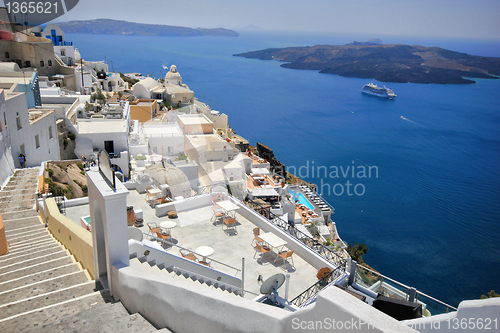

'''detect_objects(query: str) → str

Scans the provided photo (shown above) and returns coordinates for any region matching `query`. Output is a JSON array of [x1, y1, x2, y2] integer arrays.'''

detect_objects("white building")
[[142, 122, 184, 157], [1, 85, 59, 168], [0, 89, 15, 185], [31, 24, 75, 66], [74, 102, 131, 175], [164, 65, 194, 106], [132, 78, 166, 100]]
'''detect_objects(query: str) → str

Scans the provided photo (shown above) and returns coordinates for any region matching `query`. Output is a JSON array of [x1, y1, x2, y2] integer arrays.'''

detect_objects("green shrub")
[[80, 171, 85, 175], [68, 132, 76, 140], [76, 162, 84, 171], [63, 138, 68, 150], [46, 168, 54, 177]]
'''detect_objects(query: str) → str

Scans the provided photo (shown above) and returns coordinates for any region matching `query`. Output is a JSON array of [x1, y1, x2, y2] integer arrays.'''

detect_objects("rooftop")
[[65, 189, 320, 300]]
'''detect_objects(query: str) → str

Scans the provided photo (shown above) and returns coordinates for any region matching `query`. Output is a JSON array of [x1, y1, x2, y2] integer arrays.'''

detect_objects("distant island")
[[234, 42, 500, 84], [56, 19, 239, 37]]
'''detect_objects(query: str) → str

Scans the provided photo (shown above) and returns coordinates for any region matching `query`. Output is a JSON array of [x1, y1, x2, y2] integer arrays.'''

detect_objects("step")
[[5, 228, 48, 243], [0, 204, 36, 213], [30, 302, 167, 333], [0, 250, 68, 274], [7, 233, 53, 248], [6, 238, 56, 253], [0, 268, 88, 302], [0, 281, 97, 320], [0, 242, 59, 261], [0, 291, 106, 333], [0, 210, 38, 221], [2, 218, 42, 232], [0, 256, 74, 283], [0, 245, 65, 268], [4, 223, 45, 236]]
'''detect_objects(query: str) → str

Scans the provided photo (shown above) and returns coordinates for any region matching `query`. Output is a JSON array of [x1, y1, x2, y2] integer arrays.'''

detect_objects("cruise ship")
[[362, 82, 396, 99]]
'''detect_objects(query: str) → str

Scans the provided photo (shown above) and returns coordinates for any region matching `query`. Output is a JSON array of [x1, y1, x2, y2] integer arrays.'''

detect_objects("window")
[[16, 116, 22, 130], [40, 60, 44, 67], [34, 32, 41, 37], [168, 146, 173, 154], [4, 52, 9, 59], [48, 60, 52, 66], [3, 112, 7, 127], [25, 61, 31, 68], [60, 49, 65, 56], [35, 135, 40, 148], [48, 126, 53, 139]]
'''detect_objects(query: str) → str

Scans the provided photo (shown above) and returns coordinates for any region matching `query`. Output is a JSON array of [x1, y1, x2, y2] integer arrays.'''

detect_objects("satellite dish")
[[260, 273, 285, 306], [260, 273, 285, 295], [98, 150, 115, 190]]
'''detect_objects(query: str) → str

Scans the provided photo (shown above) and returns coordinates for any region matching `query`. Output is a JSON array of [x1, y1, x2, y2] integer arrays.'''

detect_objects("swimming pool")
[[289, 190, 314, 210]]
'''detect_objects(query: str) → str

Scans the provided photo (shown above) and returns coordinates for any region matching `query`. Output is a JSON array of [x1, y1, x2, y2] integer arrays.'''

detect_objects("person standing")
[[19, 154, 25, 168]]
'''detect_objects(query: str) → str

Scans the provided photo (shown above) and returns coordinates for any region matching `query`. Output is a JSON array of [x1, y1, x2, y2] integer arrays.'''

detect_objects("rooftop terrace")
[[66, 189, 320, 300]]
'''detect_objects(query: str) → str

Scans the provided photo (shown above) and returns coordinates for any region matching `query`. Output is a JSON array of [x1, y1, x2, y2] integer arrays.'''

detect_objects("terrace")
[[65, 189, 329, 302]]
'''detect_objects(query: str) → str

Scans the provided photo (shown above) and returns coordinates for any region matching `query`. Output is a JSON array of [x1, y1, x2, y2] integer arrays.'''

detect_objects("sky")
[[2, 0, 500, 40]]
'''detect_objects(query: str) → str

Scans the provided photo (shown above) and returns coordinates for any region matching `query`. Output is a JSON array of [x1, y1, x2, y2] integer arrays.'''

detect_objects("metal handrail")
[[290, 263, 346, 307], [356, 264, 458, 311], [245, 198, 345, 267], [143, 232, 241, 275]]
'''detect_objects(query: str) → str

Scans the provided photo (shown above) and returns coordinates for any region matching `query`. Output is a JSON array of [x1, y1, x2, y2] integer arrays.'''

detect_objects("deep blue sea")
[[67, 32, 500, 307]]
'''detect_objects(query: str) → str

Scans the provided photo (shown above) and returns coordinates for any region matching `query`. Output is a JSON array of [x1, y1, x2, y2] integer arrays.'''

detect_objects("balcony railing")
[[290, 263, 347, 307], [246, 198, 346, 268], [355, 264, 457, 315]]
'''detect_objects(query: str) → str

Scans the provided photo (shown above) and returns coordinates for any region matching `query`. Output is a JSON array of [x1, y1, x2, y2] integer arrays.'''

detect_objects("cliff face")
[[256, 143, 286, 177]]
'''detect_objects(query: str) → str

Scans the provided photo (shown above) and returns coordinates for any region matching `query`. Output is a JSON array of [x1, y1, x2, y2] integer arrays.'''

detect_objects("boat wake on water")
[[400, 116, 426, 128]]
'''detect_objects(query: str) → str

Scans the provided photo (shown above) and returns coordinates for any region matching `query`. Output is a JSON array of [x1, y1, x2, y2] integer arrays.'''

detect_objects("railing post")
[[408, 287, 417, 302], [241, 258, 245, 297], [348, 259, 356, 285], [285, 274, 290, 301]]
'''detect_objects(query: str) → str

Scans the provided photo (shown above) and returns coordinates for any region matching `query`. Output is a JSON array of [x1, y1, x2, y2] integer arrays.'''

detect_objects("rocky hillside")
[[57, 19, 239, 37], [235, 43, 500, 84], [43, 161, 88, 199]]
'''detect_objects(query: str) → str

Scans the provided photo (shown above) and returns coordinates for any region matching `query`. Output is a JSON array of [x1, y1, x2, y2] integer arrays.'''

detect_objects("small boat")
[[362, 83, 396, 99]]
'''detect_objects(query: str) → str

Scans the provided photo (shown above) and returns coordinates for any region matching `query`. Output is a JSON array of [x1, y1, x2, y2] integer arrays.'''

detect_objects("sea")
[[67, 31, 500, 307]]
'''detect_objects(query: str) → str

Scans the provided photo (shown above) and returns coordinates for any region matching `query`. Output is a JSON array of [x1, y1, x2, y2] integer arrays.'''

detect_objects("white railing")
[[129, 241, 243, 296]]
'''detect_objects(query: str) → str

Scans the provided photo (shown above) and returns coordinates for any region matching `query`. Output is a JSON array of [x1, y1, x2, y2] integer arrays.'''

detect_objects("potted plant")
[[135, 155, 147, 167], [316, 267, 332, 286]]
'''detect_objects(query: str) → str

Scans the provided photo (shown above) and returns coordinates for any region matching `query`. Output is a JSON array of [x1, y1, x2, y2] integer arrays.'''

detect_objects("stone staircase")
[[0, 168, 167, 332], [129, 255, 242, 296]]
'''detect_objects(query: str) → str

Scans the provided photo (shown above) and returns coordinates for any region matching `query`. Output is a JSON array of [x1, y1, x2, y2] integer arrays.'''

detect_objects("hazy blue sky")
[[12, 0, 500, 40]]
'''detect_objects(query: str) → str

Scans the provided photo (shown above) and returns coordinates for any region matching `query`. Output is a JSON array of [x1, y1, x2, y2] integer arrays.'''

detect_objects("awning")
[[251, 168, 270, 175], [250, 188, 279, 197]]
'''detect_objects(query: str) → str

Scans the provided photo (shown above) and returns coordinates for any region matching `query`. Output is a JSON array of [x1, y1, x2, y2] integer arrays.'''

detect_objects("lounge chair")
[[251, 227, 263, 246], [211, 206, 225, 223], [179, 249, 197, 261], [155, 230, 172, 242], [253, 242, 271, 260], [223, 217, 237, 234], [147, 222, 162, 235], [275, 249, 295, 269], [155, 195, 170, 206]]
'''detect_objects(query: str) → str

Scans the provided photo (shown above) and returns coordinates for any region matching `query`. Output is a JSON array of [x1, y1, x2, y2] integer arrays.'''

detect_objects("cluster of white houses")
[[1, 12, 499, 333]]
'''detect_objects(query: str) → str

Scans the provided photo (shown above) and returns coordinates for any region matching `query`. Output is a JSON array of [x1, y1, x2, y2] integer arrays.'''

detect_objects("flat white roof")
[[78, 119, 127, 134], [178, 114, 212, 125], [143, 124, 182, 136]]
